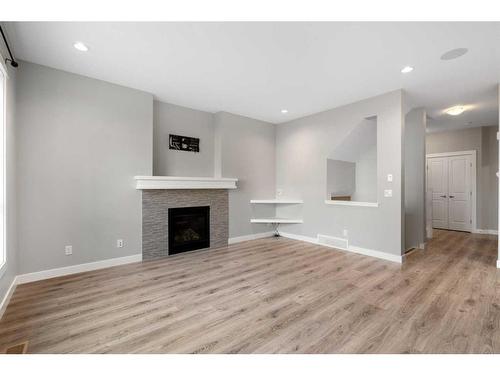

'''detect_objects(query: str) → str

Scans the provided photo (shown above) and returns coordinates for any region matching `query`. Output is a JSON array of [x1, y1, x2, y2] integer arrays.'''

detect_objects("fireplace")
[[168, 206, 210, 255]]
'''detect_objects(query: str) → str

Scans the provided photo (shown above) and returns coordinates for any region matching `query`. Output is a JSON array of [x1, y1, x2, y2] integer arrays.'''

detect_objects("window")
[[0, 63, 5, 273]]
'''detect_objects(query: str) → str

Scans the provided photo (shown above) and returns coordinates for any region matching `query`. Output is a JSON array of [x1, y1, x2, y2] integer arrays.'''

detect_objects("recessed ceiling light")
[[401, 66, 414, 73], [441, 48, 468, 61], [281, 109, 288, 114], [73, 41, 89, 52], [445, 106, 465, 116]]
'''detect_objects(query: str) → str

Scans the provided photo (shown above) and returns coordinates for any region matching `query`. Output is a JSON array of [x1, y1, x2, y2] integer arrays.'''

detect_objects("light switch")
[[384, 189, 393, 197], [387, 174, 393, 182]]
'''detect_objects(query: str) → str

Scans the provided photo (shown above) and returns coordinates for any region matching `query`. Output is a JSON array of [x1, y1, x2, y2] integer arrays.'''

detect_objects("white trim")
[[472, 229, 498, 235], [135, 176, 237, 190], [251, 218, 303, 224], [280, 231, 402, 263], [16, 254, 142, 284], [279, 231, 318, 245], [250, 199, 303, 204], [0, 60, 5, 275], [427, 150, 476, 158], [426, 150, 477, 233], [325, 200, 379, 207], [0, 275, 16, 320], [497, 260, 500, 269], [228, 231, 274, 244], [347, 245, 403, 263]]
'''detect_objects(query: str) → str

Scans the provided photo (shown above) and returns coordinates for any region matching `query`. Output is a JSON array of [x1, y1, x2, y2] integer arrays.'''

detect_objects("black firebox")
[[168, 206, 210, 255]]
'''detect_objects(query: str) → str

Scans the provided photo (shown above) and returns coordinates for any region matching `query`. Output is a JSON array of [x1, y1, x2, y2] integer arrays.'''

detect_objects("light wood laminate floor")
[[1, 229, 499, 353]]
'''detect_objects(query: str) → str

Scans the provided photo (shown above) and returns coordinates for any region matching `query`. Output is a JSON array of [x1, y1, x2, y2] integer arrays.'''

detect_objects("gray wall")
[[404, 108, 426, 250], [481, 126, 498, 231], [153, 101, 214, 177], [154, 105, 275, 239], [0, 62, 18, 305], [276, 90, 404, 256], [16, 62, 153, 274], [426, 125, 498, 231], [215, 112, 276, 238], [353, 145, 377, 202]]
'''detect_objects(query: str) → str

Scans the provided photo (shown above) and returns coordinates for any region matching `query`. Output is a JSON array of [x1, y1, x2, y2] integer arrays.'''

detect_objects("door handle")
[[449, 195, 455, 198], [440, 195, 447, 198]]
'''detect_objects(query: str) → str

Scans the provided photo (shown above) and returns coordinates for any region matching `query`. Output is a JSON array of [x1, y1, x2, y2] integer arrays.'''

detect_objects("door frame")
[[426, 150, 477, 233]]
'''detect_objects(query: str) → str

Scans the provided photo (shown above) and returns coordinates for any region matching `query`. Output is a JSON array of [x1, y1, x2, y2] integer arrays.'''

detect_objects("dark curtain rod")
[[0, 25, 18, 68]]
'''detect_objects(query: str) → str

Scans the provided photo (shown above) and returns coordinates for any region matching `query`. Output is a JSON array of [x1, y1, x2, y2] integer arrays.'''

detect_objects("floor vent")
[[317, 234, 348, 250]]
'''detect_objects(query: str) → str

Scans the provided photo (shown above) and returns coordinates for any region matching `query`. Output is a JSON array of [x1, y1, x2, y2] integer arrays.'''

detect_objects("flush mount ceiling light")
[[73, 41, 89, 52], [281, 109, 288, 114], [441, 48, 468, 61], [401, 66, 414, 73], [445, 105, 466, 116]]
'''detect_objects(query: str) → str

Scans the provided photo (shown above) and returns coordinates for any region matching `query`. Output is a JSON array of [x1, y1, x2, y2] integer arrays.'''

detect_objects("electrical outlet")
[[343, 229, 348, 237], [384, 189, 393, 197], [117, 239, 124, 248], [387, 174, 393, 182], [65, 245, 72, 256]]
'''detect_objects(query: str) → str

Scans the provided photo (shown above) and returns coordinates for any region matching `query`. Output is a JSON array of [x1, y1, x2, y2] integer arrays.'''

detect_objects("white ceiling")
[[4, 22, 500, 128]]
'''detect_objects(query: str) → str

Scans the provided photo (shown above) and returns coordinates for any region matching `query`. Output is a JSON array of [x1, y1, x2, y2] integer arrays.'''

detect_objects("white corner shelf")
[[251, 218, 304, 224], [250, 199, 303, 204], [324, 200, 379, 208], [250, 199, 303, 225]]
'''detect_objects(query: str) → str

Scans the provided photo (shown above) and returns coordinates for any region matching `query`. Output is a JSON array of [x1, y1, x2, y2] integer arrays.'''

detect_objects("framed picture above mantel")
[[169, 134, 200, 153]]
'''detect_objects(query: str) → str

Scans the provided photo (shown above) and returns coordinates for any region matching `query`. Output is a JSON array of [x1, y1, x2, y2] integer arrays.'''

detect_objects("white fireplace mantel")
[[134, 176, 238, 190]]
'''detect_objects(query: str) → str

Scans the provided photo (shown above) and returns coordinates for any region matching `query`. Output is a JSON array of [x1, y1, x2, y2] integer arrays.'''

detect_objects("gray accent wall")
[[426, 125, 498, 231], [0, 63, 18, 305], [275, 90, 404, 256], [214, 112, 276, 238], [16, 62, 153, 274], [353, 146, 378, 202], [404, 108, 426, 250], [481, 125, 499, 231], [153, 101, 215, 177], [154, 107, 277, 240]]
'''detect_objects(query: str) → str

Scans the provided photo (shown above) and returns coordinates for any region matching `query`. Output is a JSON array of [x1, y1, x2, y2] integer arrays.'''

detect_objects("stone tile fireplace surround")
[[137, 176, 237, 260], [142, 189, 229, 260]]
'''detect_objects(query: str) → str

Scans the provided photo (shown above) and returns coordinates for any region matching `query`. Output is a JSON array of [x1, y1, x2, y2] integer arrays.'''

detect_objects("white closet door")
[[428, 157, 449, 229], [447, 155, 471, 231]]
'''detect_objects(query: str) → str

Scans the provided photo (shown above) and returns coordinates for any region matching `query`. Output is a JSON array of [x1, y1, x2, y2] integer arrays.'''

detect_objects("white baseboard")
[[347, 245, 402, 263], [16, 254, 142, 285], [279, 231, 319, 245], [228, 231, 275, 244], [472, 229, 498, 235], [0, 276, 18, 321], [280, 231, 402, 264]]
